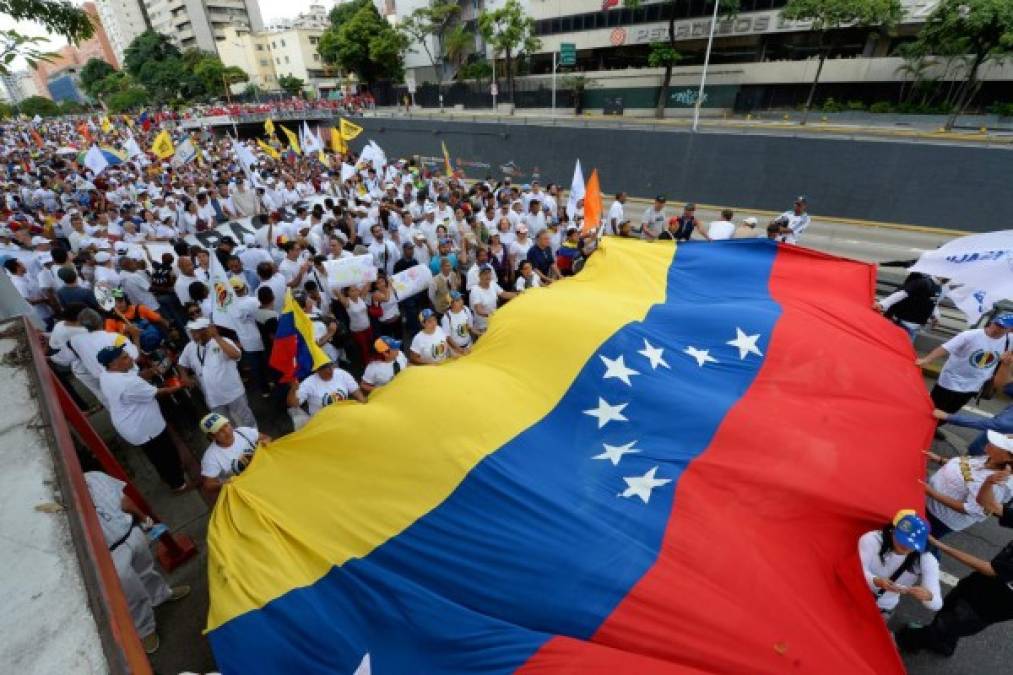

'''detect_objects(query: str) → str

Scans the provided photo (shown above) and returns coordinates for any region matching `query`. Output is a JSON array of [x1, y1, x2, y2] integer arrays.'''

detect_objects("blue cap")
[[990, 313, 1013, 328], [96, 344, 126, 367], [419, 308, 436, 322], [892, 512, 929, 552], [450, 290, 462, 300]]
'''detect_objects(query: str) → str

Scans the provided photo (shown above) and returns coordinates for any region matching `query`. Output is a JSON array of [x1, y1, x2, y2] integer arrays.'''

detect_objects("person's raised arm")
[[976, 468, 1012, 516], [922, 479, 967, 514], [210, 325, 242, 360], [930, 536, 997, 577]]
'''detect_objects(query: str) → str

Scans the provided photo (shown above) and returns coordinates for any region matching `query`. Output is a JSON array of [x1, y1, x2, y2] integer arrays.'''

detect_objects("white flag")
[[340, 162, 356, 182], [83, 144, 109, 176], [360, 140, 386, 171], [172, 138, 197, 166], [910, 230, 1013, 322], [124, 132, 143, 159], [301, 121, 321, 153], [207, 250, 239, 330], [567, 159, 585, 222], [32, 114, 42, 124]]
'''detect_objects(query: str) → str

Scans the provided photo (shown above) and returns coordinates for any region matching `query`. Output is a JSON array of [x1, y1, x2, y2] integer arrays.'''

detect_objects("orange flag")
[[581, 168, 602, 235], [77, 122, 92, 142], [29, 128, 44, 148]]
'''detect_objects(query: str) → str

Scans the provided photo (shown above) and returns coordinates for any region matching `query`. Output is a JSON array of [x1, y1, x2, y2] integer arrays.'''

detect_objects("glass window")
[[285, 56, 290, 63], [281, 39, 286, 47], [550, 18, 561, 33], [271, 41, 276, 48]]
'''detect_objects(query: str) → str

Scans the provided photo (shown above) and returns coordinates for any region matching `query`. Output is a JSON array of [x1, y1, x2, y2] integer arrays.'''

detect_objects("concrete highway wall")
[[347, 117, 1011, 232]]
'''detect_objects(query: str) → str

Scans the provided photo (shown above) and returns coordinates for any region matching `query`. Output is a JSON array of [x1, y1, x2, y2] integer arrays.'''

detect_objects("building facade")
[[1, 71, 41, 104], [218, 24, 340, 97], [143, 0, 265, 52], [217, 26, 278, 92], [30, 2, 118, 100], [94, 0, 150, 64], [388, 0, 1013, 112]]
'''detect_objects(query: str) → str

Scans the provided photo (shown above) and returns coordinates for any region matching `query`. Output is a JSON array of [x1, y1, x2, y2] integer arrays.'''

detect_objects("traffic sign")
[[490, 83, 498, 96], [406, 74, 417, 94], [560, 42, 576, 67]]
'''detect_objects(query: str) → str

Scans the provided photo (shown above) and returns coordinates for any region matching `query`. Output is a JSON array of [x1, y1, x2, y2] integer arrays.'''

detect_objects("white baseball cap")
[[987, 430, 1013, 453], [186, 317, 211, 331]]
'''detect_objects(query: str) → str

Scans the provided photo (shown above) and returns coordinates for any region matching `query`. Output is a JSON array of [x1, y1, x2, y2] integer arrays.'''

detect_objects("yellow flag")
[[150, 130, 174, 159], [339, 118, 363, 141], [318, 150, 329, 167], [123, 115, 134, 128], [330, 127, 346, 154], [264, 118, 275, 137], [257, 138, 281, 160], [441, 140, 453, 176], [100, 116, 112, 133], [280, 125, 301, 155]]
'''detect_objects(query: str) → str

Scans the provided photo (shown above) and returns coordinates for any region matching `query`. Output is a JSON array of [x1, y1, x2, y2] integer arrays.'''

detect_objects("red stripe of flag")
[[520, 245, 931, 674]]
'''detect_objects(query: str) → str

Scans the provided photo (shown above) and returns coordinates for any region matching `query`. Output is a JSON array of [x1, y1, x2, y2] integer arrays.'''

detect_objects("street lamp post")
[[692, 0, 721, 133]]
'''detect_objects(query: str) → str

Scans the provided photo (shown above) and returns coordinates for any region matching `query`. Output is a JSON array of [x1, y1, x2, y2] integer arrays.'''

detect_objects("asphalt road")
[[895, 389, 1013, 675]]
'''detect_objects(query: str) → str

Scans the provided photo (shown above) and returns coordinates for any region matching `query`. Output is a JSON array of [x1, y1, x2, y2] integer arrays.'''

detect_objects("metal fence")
[[373, 80, 575, 110]]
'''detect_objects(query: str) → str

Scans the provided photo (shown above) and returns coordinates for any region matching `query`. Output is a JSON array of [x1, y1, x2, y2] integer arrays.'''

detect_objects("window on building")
[[256, 44, 264, 51], [271, 41, 276, 48], [260, 59, 269, 66], [275, 57, 280, 64], [309, 36, 319, 44], [285, 56, 290, 63], [281, 39, 286, 47], [313, 53, 320, 61]]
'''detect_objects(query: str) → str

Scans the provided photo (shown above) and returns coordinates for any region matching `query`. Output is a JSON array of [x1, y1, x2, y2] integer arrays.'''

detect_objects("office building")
[[93, 0, 150, 64], [143, 0, 265, 52], [31, 3, 118, 100]]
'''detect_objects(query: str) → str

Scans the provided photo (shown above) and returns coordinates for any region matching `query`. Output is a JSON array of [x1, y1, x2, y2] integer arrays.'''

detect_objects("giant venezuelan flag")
[[208, 238, 933, 674]]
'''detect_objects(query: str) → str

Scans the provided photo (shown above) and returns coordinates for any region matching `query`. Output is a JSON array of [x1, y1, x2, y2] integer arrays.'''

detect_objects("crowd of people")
[[1, 112, 1010, 663]]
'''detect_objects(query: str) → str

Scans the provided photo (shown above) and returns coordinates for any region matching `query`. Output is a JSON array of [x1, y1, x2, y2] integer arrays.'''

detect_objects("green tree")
[[19, 95, 59, 117], [444, 24, 472, 71], [123, 30, 181, 78], [624, 0, 738, 119], [106, 86, 148, 112], [278, 74, 306, 97], [123, 31, 190, 102], [909, 0, 1013, 130], [192, 54, 248, 99], [400, 0, 461, 103], [0, 101, 12, 118], [58, 99, 85, 114], [782, 0, 902, 125], [477, 0, 540, 104], [79, 57, 116, 99], [0, 0, 94, 74], [319, 1, 406, 85]]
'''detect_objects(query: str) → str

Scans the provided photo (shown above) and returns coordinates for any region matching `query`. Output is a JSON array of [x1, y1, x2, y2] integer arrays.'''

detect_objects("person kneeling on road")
[[858, 509, 941, 620], [199, 413, 270, 500], [897, 501, 1013, 657]]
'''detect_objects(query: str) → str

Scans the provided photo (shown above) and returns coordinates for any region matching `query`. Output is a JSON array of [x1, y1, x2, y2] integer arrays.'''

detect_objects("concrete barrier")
[[350, 117, 1012, 232]]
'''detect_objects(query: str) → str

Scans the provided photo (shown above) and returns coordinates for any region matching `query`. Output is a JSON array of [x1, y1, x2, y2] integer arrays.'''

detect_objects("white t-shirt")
[[441, 308, 474, 348], [200, 426, 259, 480], [99, 370, 165, 445], [938, 329, 1007, 393], [509, 238, 533, 265], [347, 297, 370, 332], [178, 337, 246, 408], [515, 274, 542, 292], [607, 200, 625, 233], [410, 327, 451, 364], [296, 367, 359, 415], [641, 206, 667, 239], [278, 257, 304, 285], [708, 220, 736, 240], [778, 211, 811, 244], [362, 352, 407, 388], [232, 296, 264, 352], [927, 455, 1013, 531], [470, 283, 502, 333], [857, 530, 942, 613]]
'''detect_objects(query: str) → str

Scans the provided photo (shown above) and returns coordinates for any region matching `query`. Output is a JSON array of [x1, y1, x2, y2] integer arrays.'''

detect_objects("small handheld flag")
[[582, 168, 602, 235], [339, 118, 363, 141], [269, 290, 331, 383], [150, 130, 175, 159], [280, 125, 302, 155], [264, 118, 276, 137]]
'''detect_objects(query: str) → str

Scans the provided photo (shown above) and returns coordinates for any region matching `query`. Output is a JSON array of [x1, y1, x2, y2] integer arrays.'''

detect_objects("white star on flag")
[[619, 466, 672, 504], [638, 338, 670, 369], [684, 346, 717, 367], [727, 327, 763, 359], [583, 397, 628, 428], [600, 354, 639, 386], [593, 440, 640, 466]]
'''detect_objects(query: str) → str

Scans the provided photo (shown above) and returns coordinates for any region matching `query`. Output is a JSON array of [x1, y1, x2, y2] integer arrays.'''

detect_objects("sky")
[[0, 0, 338, 69]]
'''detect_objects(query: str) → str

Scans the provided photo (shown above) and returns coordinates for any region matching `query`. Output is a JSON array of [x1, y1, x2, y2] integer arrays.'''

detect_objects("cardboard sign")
[[323, 255, 377, 289]]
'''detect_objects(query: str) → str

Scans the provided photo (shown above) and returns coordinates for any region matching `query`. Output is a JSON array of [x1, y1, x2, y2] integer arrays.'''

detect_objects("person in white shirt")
[[917, 315, 1012, 413], [707, 209, 737, 241], [4, 258, 51, 325], [84, 470, 189, 655], [924, 431, 1013, 540], [514, 260, 543, 292], [197, 412, 269, 499], [178, 318, 257, 429], [120, 258, 160, 311], [256, 262, 289, 312], [361, 336, 408, 392], [772, 195, 811, 244], [287, 360, 365, 418], [96, 344, 187, 491], [92, 251, 122, 288], [607, 192, 627, 235], [228, 277, 270, 394], [441, 292, 476, 351], [469, 265, 517, 335], [521, 200, 547, 238], [409, 309, 456, 364], [368, 223, 401, 276], [858, 510, 941, 618], [640, 196, 667, 241], [508, 225, 534, 270], [173, 256, 200, 305], [57, 310, 140, 407]]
